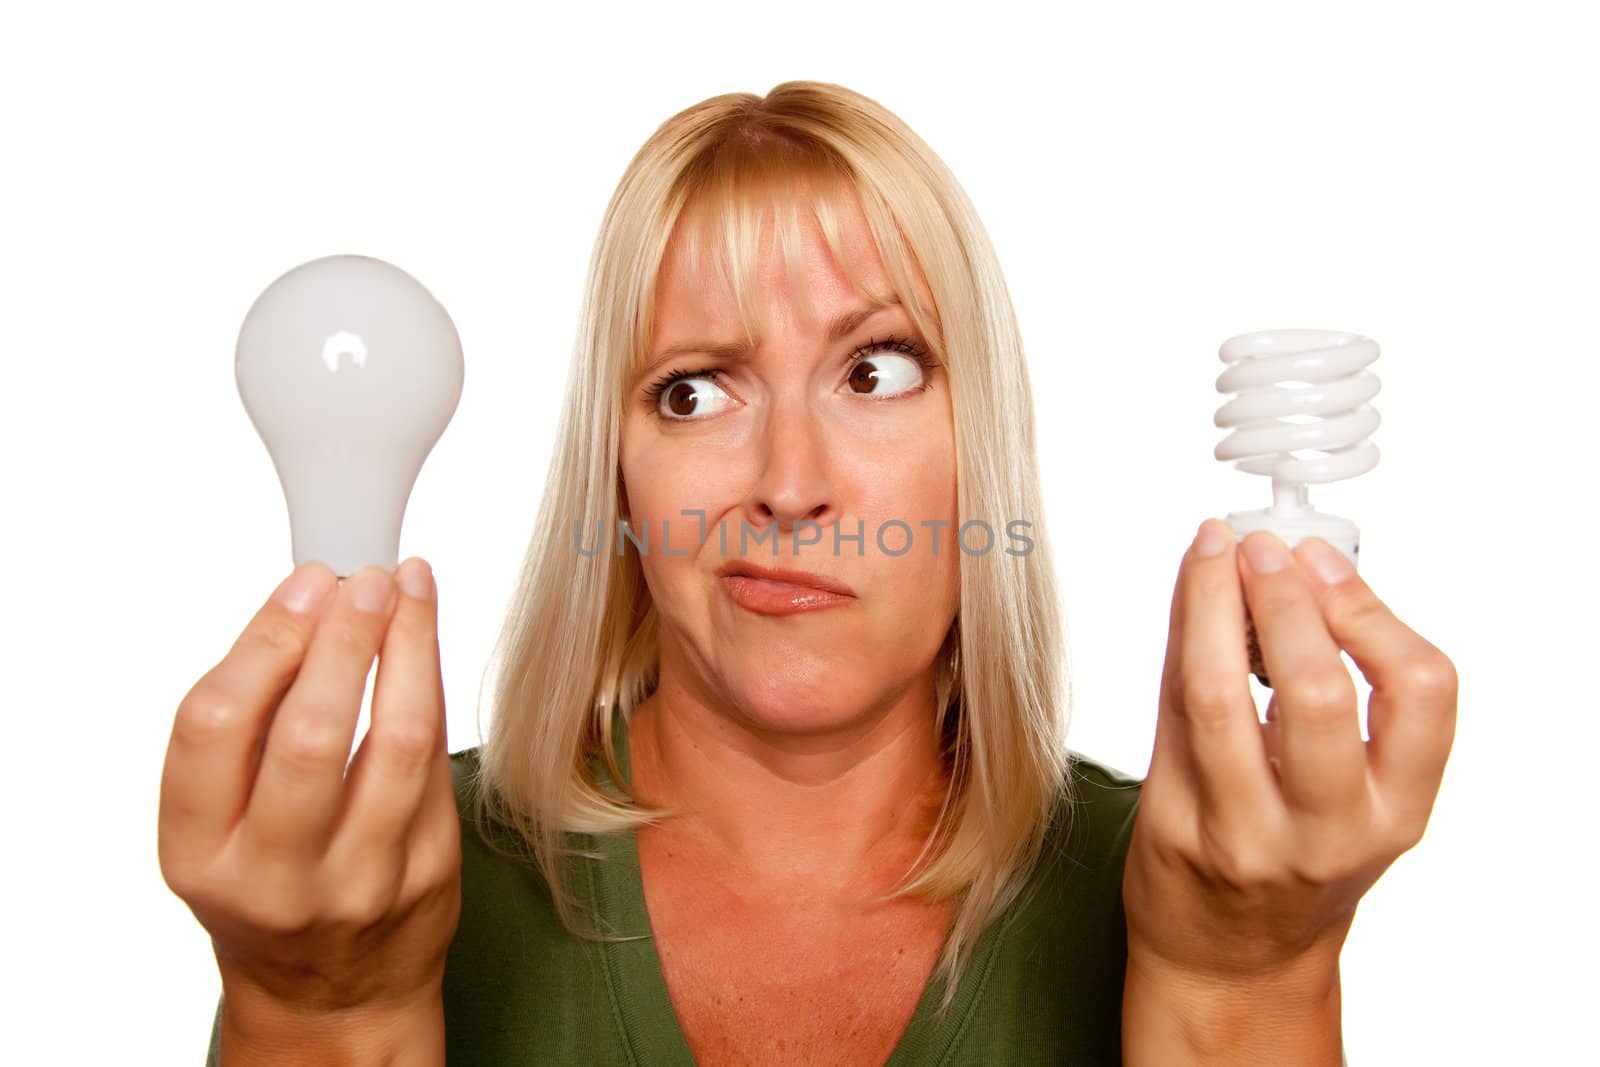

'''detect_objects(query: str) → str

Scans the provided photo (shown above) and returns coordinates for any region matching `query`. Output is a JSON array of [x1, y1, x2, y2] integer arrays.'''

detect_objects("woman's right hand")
[[158, 559, 462, 1056]]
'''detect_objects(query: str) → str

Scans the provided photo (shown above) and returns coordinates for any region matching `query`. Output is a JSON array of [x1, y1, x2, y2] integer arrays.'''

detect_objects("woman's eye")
[[845, 353, 925, 397], [657, 375, 735, 420]]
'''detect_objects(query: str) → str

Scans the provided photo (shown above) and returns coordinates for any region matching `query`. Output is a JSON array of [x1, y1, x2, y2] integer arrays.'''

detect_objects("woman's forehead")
[[652, 183, 902, 343], [655, 235, 888, 331]]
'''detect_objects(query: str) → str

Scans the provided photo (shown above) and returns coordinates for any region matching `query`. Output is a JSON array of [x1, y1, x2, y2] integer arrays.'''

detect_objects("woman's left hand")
[[1123, 517, 1458, 989]]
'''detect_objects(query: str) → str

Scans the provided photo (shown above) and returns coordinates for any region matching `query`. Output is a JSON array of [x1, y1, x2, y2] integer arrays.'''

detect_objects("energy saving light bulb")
[[1213, 328, 1382, 685], [235, 254, 464, 579]]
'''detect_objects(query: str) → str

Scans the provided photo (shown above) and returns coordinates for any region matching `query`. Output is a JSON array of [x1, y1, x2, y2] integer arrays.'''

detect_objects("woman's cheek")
[[625, 423, 755, 517], [831, 398, 937, 446]]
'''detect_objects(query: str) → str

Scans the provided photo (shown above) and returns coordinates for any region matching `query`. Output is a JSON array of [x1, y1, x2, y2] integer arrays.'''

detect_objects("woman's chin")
[[721, 680, 880, 736]]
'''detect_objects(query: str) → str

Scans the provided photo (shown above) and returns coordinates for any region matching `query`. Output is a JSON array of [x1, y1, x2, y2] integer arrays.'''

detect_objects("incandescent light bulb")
[[235, 254, 464, 579]]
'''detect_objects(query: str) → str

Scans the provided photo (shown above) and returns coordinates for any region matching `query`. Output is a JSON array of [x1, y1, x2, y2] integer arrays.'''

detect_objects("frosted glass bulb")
[[1213, 328, 1382, 685], [235, 254, 464, 579]]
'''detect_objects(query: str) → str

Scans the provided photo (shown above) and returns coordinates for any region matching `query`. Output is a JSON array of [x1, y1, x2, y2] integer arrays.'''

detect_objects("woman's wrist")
[[1122, 948, 1344, 1065], [218, 985, 445, 1067]]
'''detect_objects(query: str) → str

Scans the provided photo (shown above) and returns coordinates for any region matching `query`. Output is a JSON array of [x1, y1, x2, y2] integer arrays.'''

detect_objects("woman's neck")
[[625, 681, 952, 896]]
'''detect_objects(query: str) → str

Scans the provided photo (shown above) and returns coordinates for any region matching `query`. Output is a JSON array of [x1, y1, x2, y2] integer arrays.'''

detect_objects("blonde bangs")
[[630, 147, 945, 389]]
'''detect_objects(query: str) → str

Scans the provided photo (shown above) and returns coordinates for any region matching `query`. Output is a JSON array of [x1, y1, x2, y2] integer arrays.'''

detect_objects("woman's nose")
[[740, 398, 838, 536]]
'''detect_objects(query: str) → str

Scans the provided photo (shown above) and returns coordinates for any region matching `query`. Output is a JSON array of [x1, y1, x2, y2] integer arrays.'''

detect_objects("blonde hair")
[[471, 80, 1073, 1023]]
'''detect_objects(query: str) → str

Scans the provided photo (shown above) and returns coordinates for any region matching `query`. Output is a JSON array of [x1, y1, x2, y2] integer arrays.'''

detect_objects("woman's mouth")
[[714, 563, 857, 616]]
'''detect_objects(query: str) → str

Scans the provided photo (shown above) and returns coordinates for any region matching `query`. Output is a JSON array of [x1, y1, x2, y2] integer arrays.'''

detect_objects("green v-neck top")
[[204, 710, 1143, 1065]]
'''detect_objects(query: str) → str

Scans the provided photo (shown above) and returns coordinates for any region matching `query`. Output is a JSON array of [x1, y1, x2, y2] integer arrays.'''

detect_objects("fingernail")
[[1243, 532, 1289, 574], [274, 564, 332, 615], [347, 568, 394, 614], [397, 557, 434, 600], [1300, 538, 1355, 585], [1191, 519, 1232, 558]]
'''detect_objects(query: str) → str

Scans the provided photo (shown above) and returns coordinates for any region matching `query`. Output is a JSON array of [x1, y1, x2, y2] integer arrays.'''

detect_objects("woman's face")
[[618, 188, 960, 733]]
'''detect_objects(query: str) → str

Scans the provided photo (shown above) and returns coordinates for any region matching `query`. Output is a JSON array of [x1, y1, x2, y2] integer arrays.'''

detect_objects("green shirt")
[[205, 716, 1143, 1065]]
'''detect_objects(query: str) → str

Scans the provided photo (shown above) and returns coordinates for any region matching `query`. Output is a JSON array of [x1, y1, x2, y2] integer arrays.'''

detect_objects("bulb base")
[[1224, 507, 1360, 689], [1222, 506, 1359, 569]]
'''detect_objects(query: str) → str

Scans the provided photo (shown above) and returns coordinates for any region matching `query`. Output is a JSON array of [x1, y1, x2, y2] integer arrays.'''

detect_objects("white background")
[[3, 1, 1592, 1062]]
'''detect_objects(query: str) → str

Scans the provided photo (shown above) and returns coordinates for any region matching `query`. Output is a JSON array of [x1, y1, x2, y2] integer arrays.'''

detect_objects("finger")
[[1262, 692, 1283, 777], [1168, 518, 1280, 828], [396, 737, 461, 906], [1151, 528, 1193, 780], [1145, 531, 1209, 855], [335, 558, 445, 866], [160, 563, 338, 855], [1296, 538, 1459, 821], [244, 564, 398, 861], [1239, 531, 1366, 817]]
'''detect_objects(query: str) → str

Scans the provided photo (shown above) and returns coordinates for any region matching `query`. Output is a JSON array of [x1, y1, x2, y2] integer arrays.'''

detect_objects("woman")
[[166, 81, 1457, 1065]]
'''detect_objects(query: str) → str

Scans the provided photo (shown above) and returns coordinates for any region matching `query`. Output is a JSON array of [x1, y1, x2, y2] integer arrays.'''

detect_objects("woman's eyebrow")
[[636, 299, 903, 381]]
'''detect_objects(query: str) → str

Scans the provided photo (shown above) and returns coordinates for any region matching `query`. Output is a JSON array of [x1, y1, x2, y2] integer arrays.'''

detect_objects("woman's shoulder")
[[1006, 747, 1142, 915], [942, 750, 1144, 1062], [1009, 748, 1143, 936], [447, 745, 549, 864], [444, 745, 572, 906], [438, 748, 637, 1062], [449, 744, 483, 801], [450, 744, 484, 780], [1056, 748, 1144, 861], [447, 746, 492, 839], [1066, 748, 1145, 793]]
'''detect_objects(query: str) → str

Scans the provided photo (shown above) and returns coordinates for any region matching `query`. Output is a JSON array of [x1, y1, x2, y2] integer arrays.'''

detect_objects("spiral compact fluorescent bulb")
[[1213, 328, 1381, 686], [235, 254, 464, 579]]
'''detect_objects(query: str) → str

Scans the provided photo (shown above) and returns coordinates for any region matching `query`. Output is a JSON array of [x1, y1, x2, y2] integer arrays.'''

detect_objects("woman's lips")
[[718, 574, 856, 616]]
